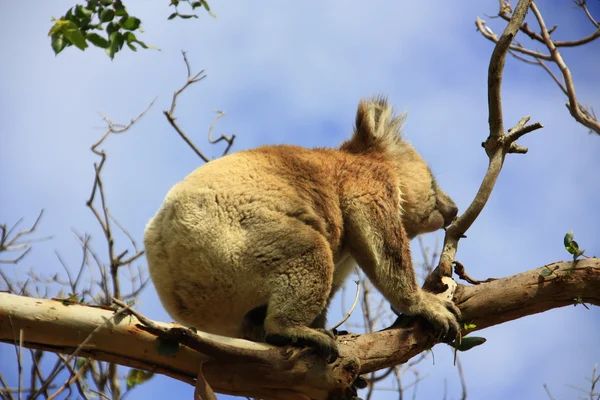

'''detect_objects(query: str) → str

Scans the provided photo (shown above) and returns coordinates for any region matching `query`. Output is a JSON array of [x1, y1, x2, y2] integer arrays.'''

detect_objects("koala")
[[144, 96, 461, 364]]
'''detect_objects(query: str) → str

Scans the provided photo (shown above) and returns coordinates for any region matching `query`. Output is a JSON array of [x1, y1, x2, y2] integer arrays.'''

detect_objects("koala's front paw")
[[413, 292, 461, 342]]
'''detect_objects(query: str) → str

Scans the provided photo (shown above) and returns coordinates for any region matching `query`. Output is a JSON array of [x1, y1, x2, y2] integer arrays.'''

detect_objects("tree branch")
[[426, 0, 540, 291], [2, 259, 597, 399]]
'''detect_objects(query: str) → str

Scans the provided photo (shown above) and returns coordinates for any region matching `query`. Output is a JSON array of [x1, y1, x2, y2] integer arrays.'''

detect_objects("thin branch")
[[163, 51, 236, 162], [427, 0, 541, 290], [453, 261, 497, 285], [0, 374, 15, 400], [331, 280, 360, 331], [544, 383, 557, 400], [207, 111, 236, 157], [575, 0, 599, 28], [29, 302, 133, 399], [163, 52, 209, 162], [0, 210, 50, 264], [531, 2, 600, 135], [475, 17, 552, 61], [47, 358, 90, 400], [496, 9, 600, 47], [456, 354, 467, 400]]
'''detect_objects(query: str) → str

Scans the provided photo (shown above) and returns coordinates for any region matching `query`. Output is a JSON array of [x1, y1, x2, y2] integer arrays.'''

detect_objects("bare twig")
[[477, 1, 600, 136], [543, 383, 557, 400], [0, 210, 50, 264], [530, 2, 600, 135], [47, 358, 90, 400], [18, 329, 23, 400], [87, 101, 155, 301], [575, 0, 599, 28], [29, 302, 133, 399], [163, 52, 209, 162], [453, 261, 497, 285], [456, 354, 467, 400], [163, 51, 236, 162], [0, 374, 16, 400], [475, 17, 552, 61], [331, 280, 361, 331], [495, 8, 600, 47], [207, 111, 236, 157]]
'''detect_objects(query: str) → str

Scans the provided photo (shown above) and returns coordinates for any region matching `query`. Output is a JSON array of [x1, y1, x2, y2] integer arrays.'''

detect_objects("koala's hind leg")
[[262, 237, 338, 363]]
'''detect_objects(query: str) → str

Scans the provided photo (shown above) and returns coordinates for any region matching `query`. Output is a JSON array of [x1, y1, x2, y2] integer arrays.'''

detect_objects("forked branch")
[[163, 51, 236, 162], [426, 0, 542, 290], [475, 0, 600, 136]]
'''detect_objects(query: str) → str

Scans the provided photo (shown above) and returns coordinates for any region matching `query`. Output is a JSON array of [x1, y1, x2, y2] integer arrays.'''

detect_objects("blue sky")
[[1, 1, 599, 399]]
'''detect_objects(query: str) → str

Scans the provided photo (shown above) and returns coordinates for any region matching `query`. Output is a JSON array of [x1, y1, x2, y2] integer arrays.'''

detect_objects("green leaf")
[[203, 1, 216, 18], [100, 8, 115, 22], [86, 33, 109, 48], [64, 8, 76, 22], [105, 31, 123, 59], [114, 2, 128, 17], [100, 0, 113, 5], [106, 21, 118, 36], [135, 39, 149, 49], [178, 14, 198, 19], [51, 35, 69, 55], [125, 32, 137, 51], [566, 240, 580, 255], [168, 12, 178, 20], [119, 16, 141, 30], [85, 1, 98, 13], [126, 369, 154, 389], [454, 336, 486, 352], [156, 338, 179, 356], [124, 31, 136, 42], [540, 267, 552, 277], [63, 28, 89, 50], [170, 0, 180, 5], [48, 19, 71, 36], [564, 230, 574, 248], [191, 1, 203, 9], [463, 323, 477, 330], [75, 4, 94, 18], [76, 357, 87, 369]]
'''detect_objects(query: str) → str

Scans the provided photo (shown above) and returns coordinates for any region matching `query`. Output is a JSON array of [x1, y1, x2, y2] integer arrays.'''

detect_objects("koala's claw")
[[412, 293, 462, 343], [266, 330, 339, 364], [332, 328, 350, 336]]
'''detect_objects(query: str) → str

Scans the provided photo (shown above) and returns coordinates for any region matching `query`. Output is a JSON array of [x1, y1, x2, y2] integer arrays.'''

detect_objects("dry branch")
[[475, 1, 600, 136], [426, 0, 540, 291], [1, 258, 597, 400], [163, 51, 236, 162]]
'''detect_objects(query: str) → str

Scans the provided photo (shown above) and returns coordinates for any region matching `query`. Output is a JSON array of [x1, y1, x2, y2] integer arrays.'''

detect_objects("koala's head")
[[341, 96, 458, 239], [395, 152, 458, 239]]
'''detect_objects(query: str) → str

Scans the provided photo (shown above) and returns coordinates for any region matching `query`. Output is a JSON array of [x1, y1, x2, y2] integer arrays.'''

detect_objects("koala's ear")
[[341, 96, 407, 156]]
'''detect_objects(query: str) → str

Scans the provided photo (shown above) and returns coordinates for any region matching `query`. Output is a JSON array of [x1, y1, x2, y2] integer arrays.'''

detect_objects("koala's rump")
[[144, 151, 341, 337]]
